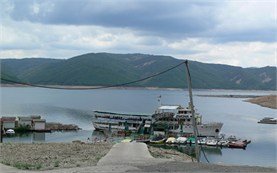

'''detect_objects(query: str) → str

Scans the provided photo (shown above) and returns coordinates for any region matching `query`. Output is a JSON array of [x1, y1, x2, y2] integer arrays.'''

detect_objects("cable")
[[0, 61, 185, 90]]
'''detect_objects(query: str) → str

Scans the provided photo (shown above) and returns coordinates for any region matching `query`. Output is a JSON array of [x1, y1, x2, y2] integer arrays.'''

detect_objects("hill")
[[1, 53, 276, 90]]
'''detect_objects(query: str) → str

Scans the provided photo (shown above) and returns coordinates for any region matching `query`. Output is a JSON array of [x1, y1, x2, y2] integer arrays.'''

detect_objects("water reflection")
[[3, 132, 46, 143], [33, 132, 45, 142]]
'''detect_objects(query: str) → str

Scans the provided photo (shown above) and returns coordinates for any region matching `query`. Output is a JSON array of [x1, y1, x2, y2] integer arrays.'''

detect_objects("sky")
[[0, 0, 276, 67]]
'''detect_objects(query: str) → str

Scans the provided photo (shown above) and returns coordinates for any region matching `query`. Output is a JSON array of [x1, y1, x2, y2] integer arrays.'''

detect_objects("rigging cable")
[[0, 61, 185, 90]]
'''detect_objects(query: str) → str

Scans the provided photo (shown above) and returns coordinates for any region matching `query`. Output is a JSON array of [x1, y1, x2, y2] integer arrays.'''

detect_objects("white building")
[[18, 117, 32, 127], [33, 119, 46, 130], [1, 117, 16, 129]]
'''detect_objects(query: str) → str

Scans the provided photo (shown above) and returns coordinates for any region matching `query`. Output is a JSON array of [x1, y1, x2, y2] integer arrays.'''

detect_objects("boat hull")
[[171, 123, 223, 137]]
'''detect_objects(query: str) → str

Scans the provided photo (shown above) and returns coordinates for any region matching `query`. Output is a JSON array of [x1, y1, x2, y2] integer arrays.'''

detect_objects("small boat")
[[186, 136, 196, 144], [135, 138, 150, 143], [176, 137, 187, 144], [228, 141, 247, 149], [166, 137, 177, 144], [150, 138, 166, 144], [6, 129, 15, 135], [206, 138, 218, 146], [197, 137, 207, 145], [258, 117, 277, 124], [150, 135, 166, 144]]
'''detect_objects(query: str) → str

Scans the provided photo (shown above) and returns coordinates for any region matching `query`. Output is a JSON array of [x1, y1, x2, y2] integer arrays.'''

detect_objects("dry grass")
[[246, 95, 277, 109]]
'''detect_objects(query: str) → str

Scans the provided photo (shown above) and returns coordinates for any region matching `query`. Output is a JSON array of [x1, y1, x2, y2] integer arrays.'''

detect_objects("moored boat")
[[197, 137, 207, 145], [228, 141, 247, 149], [206, 138, 218, 146], [152, 105, 223, 137], [176, 137, 187, 144], [150, 135, 166, 144], [92, 111, 152, 133], [166, 137, 177, 144]]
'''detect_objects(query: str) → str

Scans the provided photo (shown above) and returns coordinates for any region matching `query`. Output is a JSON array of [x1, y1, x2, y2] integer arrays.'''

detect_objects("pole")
[[184, 60, 199, 162], [0, 120, 3, 143]]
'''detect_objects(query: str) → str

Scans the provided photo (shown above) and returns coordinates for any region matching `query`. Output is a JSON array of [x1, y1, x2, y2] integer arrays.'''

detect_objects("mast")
[[184, 60, 199, 162]]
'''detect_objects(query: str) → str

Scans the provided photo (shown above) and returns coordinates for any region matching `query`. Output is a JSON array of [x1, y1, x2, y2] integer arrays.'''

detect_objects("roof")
[[30, 115, 41, 119], [158, 105, 181, 110], [94, 111, 151, 117], [18, 117, 32, 121], [33, 119, 46, 122], [1, 117, 16, 121]]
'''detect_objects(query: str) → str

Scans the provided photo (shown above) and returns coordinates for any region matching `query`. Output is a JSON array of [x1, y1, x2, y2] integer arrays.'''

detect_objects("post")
[[184, 60, 199, 162], [0, 120, 3, 143]]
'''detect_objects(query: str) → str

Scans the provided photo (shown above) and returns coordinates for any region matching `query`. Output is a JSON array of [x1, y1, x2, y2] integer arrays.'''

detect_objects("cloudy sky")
[[1, 0, 276, 67]]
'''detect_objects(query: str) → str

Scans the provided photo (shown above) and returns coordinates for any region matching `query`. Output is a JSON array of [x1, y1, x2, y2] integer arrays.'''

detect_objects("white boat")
[[197, 137, 207, 145], [166, 137, 177, 144], [6, 129, 15, 134], [93, 111, 152, 132], [176, 137, 187, 144], [206, 138, 218, 146], [152, 105, 223, 137]]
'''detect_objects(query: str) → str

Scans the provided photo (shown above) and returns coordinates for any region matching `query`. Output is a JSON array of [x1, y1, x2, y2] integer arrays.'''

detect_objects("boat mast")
[[184, 60, 199, 162]]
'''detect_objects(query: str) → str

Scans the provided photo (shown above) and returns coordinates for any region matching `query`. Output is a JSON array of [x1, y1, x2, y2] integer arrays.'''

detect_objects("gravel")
[[0, 142, 112, 170]]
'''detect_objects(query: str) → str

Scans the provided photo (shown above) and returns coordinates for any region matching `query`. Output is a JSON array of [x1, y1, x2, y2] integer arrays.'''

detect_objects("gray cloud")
[[7, 0, 275, 43], [8, 1, 220, 39]]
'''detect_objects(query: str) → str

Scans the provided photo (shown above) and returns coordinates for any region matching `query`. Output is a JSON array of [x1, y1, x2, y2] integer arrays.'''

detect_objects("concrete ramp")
[[97, 142, 166, 166]]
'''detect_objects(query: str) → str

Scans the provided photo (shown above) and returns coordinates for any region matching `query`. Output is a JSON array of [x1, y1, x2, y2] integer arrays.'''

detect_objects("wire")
[[0, 61, 185, 90]]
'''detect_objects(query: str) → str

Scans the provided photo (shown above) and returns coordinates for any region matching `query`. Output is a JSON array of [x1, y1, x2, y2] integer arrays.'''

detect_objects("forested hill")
[[1, 53, 276, 90]]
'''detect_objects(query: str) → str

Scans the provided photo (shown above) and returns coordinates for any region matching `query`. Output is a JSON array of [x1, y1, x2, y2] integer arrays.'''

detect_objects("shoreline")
[[1, 84, 277, 92]]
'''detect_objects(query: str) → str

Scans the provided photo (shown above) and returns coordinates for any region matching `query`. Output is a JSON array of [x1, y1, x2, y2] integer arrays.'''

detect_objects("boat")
[[92, 111, 152, 132], [135, 138, 150, 143], [186, 136, 196, 144], [150, 135, 166, 144], [197, 137, 207, 145], [228, 141, 247, 149], [166, 137, 177, 144], [258, 117, 277, 124], [5, 129, 15, 135], [152, 105, 223, 137], [176, 137, 187, 144], [206, 138, 218, 146]]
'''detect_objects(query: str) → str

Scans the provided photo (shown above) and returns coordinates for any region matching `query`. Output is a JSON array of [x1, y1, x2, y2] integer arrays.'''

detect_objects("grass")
[[1, 160, 42, 170], [13, 162, 42, 170], [54, 160, 60, 167]]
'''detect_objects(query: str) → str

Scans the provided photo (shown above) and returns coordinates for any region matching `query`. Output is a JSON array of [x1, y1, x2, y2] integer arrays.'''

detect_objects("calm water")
[[0, 87, 276, 167]]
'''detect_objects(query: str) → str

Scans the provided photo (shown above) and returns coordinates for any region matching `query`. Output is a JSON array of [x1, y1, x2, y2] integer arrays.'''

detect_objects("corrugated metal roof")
[[158, 106, 180, 110]]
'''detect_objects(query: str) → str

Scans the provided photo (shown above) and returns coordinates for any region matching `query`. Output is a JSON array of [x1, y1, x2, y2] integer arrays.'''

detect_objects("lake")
[[0, 87, 276, 167]]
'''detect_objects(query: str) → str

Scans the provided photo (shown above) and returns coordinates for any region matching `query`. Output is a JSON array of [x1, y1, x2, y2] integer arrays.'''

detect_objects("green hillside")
[[1, 53, 276, 90]]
